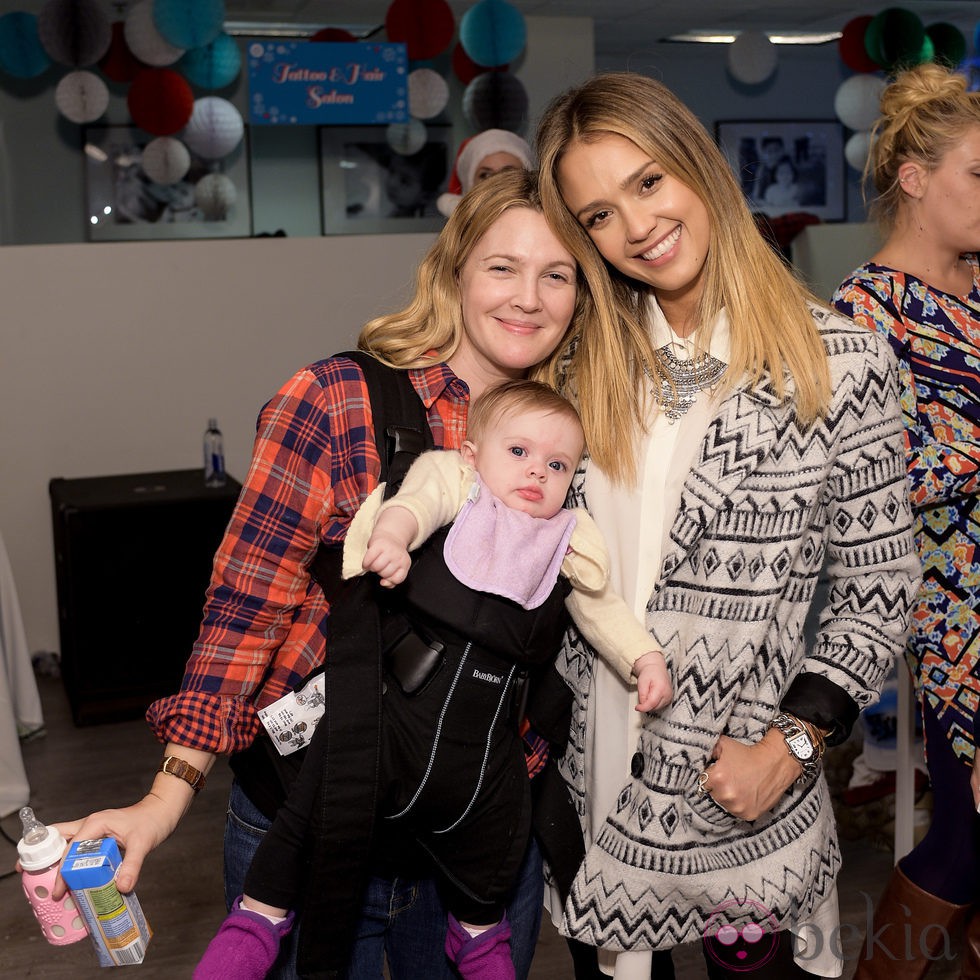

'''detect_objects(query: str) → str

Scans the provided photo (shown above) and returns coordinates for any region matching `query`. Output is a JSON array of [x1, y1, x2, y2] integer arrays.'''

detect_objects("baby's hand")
[[632, 651, 672, 713], [362, 532, 411, 588]]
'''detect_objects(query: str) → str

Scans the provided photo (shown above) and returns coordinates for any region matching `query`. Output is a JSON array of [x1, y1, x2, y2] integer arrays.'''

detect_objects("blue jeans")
[[223, 779, 544, 979]]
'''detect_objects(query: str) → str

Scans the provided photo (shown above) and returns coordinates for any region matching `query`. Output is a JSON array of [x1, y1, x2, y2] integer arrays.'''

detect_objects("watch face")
[[787, 732, 814, 761]]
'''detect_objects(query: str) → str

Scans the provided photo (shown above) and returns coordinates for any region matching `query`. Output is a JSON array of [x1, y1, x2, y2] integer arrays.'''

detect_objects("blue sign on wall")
[[247, 41, 408, 125]]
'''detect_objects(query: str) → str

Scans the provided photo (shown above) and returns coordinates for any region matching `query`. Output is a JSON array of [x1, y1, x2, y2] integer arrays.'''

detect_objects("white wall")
[[1, 233, 435, 655], [791, 222, 883, 301]]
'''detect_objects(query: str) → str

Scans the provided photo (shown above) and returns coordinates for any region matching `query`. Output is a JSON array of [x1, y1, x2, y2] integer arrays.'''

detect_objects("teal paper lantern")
[[0, 12, 52, 79], [459, 0, 526, 68], [153, 0, 224, 51], [916, 34, 935, 66], [926, 23, 967, 68], [864, 7, 926, 72], [179, 32, 240, 89]]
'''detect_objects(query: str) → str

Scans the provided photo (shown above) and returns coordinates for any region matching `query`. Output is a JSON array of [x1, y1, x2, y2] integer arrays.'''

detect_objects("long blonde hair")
[[536, 72, 832, 484], [865, 62, 980, 235], [358, 168, 597, 388]]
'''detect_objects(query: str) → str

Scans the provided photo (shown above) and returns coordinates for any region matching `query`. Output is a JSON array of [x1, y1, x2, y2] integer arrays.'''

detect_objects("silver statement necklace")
[[649, 335, 727, 423]]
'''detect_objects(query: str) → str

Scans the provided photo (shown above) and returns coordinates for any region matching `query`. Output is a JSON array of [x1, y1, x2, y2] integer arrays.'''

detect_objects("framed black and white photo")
[[319, 125, 451, 235], [83, 125, 252, 242], [715, 120, 845, 222]]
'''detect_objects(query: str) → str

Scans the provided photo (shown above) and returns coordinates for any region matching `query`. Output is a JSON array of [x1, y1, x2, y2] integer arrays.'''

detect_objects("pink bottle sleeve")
[[21, 864, 89, 946]]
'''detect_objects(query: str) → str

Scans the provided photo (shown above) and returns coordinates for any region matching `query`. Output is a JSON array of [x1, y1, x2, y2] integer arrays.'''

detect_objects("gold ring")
[[696, 769, 710, 796]]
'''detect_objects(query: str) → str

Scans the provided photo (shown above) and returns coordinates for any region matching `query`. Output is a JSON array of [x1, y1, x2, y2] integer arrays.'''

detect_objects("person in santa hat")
[[437, 128, 533, 217]]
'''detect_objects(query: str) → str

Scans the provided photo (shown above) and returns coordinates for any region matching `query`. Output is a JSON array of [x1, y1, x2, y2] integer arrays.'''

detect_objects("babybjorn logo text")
[[472, 668, 503, 685]]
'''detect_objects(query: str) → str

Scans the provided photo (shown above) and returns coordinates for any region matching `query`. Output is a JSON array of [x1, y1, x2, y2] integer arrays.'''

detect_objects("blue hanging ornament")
[[459, 0, 526, 68], [0, 12, 52, 79], [153, 0, 224, 51], [179, 32, 240, 90]]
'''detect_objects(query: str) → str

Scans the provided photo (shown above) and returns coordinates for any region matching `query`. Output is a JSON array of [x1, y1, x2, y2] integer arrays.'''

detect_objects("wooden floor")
[[0, 672, 962, 979]]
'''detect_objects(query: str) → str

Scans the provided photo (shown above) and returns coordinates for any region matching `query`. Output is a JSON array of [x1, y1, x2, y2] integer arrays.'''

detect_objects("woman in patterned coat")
[[833, 62, 980, 979], [533, 72, 921, 979]]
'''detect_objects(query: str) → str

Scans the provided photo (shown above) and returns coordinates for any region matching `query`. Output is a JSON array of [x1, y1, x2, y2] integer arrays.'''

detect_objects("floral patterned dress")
[[833, 256, 980, 763]]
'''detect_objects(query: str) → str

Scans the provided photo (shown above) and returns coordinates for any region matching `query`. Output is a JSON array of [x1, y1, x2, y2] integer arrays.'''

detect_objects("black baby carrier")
[[232, 352, 578, 979]]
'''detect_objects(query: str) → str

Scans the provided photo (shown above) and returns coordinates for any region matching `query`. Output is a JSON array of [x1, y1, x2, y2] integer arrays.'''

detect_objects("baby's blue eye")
[[549, 460, 566, 472], [509, 446, 527, 457]]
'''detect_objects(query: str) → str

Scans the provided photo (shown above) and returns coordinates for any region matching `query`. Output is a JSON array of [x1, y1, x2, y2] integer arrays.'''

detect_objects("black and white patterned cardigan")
[[557, 307, 922, 950]]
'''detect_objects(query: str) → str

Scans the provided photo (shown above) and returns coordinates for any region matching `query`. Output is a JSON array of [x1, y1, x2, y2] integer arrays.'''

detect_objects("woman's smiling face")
[[557, 133, 712, 308], [450, 207, 577, 392]]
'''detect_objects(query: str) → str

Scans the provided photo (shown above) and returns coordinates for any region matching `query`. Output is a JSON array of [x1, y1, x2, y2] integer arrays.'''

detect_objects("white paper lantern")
[[183, 97, 244, 159], [387, 119, 427, 156], [408, 68, 449, 120], [54, 69, 108, 123], [845, 130, 875, 172], [727, 31, 777, 85], [195, 172, 236, 220], [834, 74, 887, 132], [124, 0, 183, 67], [141, 136, 191, 184]]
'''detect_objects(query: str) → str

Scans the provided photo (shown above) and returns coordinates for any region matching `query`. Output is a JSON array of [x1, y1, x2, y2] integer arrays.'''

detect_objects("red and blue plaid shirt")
[[147, 355, 549, 776]]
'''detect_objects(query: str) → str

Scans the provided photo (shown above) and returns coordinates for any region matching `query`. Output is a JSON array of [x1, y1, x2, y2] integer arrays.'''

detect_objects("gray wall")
[[597, 42, 868, 221]]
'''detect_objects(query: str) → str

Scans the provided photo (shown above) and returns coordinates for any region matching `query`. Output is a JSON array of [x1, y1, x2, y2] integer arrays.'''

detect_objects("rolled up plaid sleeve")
[[147, 357, 380, 754]]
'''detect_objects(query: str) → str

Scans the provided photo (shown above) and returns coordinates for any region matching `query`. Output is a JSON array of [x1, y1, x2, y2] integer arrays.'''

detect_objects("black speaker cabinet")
[[49, 469, 241, 725]]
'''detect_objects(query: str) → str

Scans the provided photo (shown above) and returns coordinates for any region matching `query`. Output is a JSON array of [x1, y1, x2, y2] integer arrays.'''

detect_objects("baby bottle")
[[17, 806, 89, 945]]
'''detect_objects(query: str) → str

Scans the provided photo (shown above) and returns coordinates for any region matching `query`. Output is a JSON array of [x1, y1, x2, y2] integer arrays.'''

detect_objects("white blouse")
[[568, 297, 841, 978]]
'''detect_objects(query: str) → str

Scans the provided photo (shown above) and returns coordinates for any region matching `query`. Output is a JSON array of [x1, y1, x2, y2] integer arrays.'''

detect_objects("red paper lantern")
[[839, 15, 881, 72], [127, 67, 194, 135], [451, 41, 507, 83], [385, 0, 455, 62], [99, 20, 142, 83], [310, 28, 357, 43]]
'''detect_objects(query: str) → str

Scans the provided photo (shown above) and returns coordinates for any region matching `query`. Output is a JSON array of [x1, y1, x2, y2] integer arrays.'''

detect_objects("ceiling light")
[[665, 30, 841, 45], [223, 21, 380, 39]]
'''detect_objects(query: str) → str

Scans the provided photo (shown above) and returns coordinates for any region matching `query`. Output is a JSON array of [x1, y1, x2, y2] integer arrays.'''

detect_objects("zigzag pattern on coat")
[[554, 311, 921, 950]]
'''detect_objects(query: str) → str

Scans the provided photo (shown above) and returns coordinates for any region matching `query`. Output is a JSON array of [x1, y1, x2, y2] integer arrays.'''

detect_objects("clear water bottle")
[[17, 806, 89, 946], [204, 417, 227, 488]]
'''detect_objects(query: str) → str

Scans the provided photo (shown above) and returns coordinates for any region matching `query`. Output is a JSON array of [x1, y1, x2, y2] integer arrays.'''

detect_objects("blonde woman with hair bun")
[[833, 61, 980, 979]]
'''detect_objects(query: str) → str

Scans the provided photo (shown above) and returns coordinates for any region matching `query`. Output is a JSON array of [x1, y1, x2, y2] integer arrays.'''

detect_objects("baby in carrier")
[[195, 380, 672, 980]]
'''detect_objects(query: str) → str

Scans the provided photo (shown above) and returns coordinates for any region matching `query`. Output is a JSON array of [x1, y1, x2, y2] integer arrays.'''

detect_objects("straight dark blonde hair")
[[536, 72, 832, 484]]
